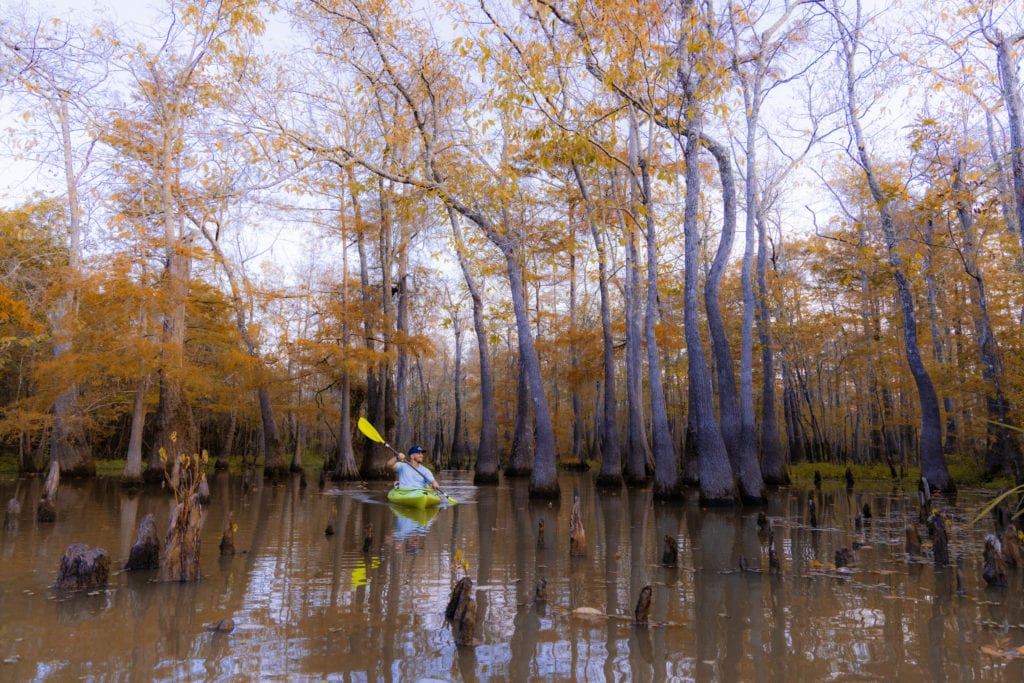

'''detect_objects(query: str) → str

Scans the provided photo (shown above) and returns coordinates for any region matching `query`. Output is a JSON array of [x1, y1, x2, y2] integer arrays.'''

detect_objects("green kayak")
[[387, 487, 443, 509]]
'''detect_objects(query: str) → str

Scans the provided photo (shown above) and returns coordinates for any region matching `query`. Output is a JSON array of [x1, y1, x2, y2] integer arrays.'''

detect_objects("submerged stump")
[[162, 493, 204, 582], [1000, 524, 1022, 567], [634, 585, 652, 625], [983, 534, 1008, 588], [928, 512, 950, 567], [56, 543, 110, 591], [661, 534, 678, 566], [219, 514, 236, 557], [125, 513, 161, 571], [445, 577, 476, 647]]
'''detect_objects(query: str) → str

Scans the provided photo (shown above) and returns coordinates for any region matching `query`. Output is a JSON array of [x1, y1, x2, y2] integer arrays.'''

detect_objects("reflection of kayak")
[[387, 487, 442, 509], [389, 504, 439, 527]]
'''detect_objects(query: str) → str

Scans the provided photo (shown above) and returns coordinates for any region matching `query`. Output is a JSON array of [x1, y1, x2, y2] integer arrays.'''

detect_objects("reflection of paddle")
[[357, 417, 457, 505]]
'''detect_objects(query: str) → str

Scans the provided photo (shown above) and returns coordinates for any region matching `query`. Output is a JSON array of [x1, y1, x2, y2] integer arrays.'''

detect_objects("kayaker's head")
[[408, 445, 425, 464]]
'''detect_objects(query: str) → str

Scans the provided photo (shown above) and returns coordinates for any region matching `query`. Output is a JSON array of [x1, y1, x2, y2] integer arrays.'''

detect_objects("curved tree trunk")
[[572, 163, 622, 487], [682, 119, 735, 506], [500, 247, 559, 499], [988, 30, 1024, 252], [447, 208, 500, 483], [704, 140, 764, 503], [837, 4, 952, 493], [953, 160, 1023, 482]]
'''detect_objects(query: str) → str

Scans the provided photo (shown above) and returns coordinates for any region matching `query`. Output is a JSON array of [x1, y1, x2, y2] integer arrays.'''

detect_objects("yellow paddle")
[[357, 417, 457, 505]]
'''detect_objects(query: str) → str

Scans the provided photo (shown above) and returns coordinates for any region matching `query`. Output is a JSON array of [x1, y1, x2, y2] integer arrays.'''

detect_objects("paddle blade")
[[357, 417, 385, 444]]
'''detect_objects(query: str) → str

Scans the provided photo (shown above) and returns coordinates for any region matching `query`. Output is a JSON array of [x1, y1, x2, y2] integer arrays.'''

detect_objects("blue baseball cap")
[[408, 445, 425, 455]]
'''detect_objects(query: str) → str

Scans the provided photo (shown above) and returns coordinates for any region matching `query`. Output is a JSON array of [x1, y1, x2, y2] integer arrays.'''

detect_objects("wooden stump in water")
[[56, 543, 110, 591], [1000, 523, 1022, 567], [569, 494, 586, 557], [983, 534, 1008, 588], [661, 534, 678, 566], [814, 470, 822, 490], [537, 520, 545, 549], [445, 576, 476, 647], [362, 523, 374, 552], [634, 585, 652, 625], [918, 476, 931, 524], [36, 497, 56, 523], [807, 495, 817, 528], [162, 493, 204, 582], [125, 513, 161, 570], [834, 547, 855, 569], [219, 514, 236, 557], [928, 512, 949, 567], [845, 467, 854, 490]]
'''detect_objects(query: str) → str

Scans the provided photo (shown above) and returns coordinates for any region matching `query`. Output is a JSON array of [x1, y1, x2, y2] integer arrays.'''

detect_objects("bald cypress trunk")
[[837, 3, 952, 493], [572, 163, 622, 487]]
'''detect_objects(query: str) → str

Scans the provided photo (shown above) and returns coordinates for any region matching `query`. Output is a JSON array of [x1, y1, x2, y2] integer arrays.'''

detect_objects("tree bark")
[[638, 159, 680, 499], [122, 376, 148, 484], [682, 117, 735, 505], [334, 370, 360, 479], [49, 94, 92, 477], [572, 163, 622, 487], [447, 208, 500, 483], [704, 140, 764, 503], [505, 319, 535, 477], [952, 159, 1022, 482], [147, 244, 198, 480], [986, 29, 1024, 252], [621, 202, 650, 485], [836, 1, 952, 493]]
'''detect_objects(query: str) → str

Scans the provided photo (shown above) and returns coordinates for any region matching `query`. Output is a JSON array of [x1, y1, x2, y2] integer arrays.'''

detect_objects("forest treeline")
[[1, 0, 1023, 504]]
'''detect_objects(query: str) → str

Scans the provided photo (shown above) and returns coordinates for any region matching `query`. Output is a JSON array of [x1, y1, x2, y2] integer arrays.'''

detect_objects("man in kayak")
[[389, 445, 439, 490]]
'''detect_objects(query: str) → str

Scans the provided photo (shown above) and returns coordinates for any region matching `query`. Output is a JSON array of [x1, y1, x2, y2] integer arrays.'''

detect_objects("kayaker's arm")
[[387, 452, 405, 470]]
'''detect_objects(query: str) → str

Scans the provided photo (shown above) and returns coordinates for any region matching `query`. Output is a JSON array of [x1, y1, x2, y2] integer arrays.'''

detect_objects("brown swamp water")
[[1, 470, 1023, 682]]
